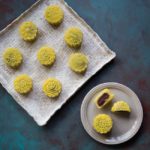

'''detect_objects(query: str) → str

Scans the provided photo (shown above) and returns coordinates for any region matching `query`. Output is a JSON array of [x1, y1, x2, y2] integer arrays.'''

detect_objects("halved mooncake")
[[14, 74, 33, 94], [111, 101, 131, 112], [64, 27, 83, 48], [94, 88, 114, 108], [93, 114, 113, 134], [3, 48, 23, 68], [19, 21, 38, 41]]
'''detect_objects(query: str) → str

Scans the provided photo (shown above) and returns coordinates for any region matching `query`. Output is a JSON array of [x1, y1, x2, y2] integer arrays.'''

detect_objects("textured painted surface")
[[0, 0, 150, 149]]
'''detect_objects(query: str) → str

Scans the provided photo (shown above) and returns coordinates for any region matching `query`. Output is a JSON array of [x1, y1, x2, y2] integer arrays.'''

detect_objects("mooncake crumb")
[[14, 74, 33, 94], [44, 5, 64, 26], [3, 48, 23, 68], [94, 88, 114, 109], [64, 27, 83, 48], [111, 101, 131, 112], [68, 53, 88, 74], [42, 78, 62, 98], [93, 114, 113, 134], [19, 21, 38, 41], [37, 46, 56, 66]]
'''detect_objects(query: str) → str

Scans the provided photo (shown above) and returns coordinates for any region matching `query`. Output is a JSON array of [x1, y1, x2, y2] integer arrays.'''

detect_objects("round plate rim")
[[80, 82, 143, 145]]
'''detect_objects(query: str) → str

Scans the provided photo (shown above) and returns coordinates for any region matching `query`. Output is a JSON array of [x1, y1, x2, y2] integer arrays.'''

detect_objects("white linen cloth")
[[0, 0, 116, 126]]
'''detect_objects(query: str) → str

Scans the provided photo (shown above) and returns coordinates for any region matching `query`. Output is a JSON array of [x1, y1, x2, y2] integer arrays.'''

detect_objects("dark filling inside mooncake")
[[97, 93, 109, 106]]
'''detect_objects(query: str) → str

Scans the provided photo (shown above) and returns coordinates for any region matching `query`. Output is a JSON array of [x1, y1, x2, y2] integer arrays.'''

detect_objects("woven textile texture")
[[0, 0, 115, 126]]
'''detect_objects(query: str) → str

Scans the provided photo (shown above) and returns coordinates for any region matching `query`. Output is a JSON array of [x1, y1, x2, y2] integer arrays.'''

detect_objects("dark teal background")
[[0, 0, 150, 149]]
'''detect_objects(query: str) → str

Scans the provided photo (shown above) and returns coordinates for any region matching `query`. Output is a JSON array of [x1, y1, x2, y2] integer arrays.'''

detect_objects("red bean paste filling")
[[97, 93, 109, 106]]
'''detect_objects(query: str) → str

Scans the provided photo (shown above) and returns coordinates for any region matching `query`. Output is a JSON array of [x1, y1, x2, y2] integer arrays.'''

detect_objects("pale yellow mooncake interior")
[[94, 88, 114, 109]]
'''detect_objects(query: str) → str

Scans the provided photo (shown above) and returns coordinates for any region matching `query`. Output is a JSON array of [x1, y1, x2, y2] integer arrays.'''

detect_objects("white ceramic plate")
[[80, 82, 143, 145]]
